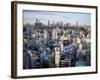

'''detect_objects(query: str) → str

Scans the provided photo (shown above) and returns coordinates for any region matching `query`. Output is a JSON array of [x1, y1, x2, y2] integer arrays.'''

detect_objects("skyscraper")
[[76, 21, 78, 27], [48, 20, 50, 26]]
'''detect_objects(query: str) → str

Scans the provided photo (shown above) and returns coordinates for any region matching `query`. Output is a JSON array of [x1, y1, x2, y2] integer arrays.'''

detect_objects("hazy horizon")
[[23, 10, 91, 26]]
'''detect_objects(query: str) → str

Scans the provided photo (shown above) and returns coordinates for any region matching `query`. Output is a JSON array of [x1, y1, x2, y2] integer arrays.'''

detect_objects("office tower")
[[52, 28, 58, 40], [54, 47, 60, 67], [76, 21, 78, 27], [48, 20, 50, 26]]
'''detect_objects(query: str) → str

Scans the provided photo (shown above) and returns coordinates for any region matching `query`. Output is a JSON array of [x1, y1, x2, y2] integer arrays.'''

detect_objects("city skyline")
[[23, 10, 91, 26]]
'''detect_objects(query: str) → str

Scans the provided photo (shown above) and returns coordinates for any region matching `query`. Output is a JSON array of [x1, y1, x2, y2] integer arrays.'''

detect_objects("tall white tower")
[[52, 28, 58, 40], [54, 47, 60, 67], [43, 30, 48, 39]]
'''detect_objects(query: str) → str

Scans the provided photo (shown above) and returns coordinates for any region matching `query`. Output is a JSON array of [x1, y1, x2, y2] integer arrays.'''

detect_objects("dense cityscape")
[[23, 18, 91, 69]]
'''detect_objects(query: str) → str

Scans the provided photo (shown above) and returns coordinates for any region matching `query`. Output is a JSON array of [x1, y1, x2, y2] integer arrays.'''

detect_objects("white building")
[[43, 30, 48, 39], [54, 47, 60, 67], [52, 27, 60, 40]]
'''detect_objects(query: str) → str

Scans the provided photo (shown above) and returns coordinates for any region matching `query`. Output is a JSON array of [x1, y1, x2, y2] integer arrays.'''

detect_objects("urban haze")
[[23, 10, 91, 69]]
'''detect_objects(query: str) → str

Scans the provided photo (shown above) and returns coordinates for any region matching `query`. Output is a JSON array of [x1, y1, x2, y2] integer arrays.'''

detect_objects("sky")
[[23, 10, 91, 26]]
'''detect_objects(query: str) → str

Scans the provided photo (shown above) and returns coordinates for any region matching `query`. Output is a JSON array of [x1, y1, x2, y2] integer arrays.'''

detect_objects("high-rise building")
[[35, 18, 42, 27], [54, 47, 60, 67], [76, 21, 78, 27], [43, 30, 48, 39], [66, 22, 69, 27], [60, 21, 63, 26], [52, 27, 59, 40], [48, 20, 50, 26]]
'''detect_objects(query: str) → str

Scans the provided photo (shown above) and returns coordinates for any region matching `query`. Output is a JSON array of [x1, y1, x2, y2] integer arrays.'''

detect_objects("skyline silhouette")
[[23, 10, 91, 26]]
